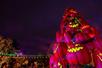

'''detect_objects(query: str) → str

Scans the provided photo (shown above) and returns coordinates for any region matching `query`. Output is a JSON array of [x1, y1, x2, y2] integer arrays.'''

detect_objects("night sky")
[[1, 0, 102, 55]]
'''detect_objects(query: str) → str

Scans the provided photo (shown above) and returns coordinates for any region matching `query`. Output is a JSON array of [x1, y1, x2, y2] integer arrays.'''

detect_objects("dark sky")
[[1, 0, 102, 54]]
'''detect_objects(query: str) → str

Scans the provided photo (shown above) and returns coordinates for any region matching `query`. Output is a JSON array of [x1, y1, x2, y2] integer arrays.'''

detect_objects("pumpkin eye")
[[69, 22, 72, 25], [67, 16, 71, 18]]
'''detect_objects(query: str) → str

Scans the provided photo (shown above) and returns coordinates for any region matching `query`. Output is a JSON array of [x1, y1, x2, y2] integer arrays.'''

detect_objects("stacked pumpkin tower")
[[49, 8, 102, 68]]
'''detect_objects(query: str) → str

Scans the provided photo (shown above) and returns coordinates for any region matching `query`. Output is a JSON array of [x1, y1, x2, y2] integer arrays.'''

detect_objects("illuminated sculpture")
[[49, 8, 102, 68]]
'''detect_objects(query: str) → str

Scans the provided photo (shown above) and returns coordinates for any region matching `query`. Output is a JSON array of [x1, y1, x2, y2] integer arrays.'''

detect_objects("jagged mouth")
[[69, 23, 79, 28], [67, 46, 83, 52]]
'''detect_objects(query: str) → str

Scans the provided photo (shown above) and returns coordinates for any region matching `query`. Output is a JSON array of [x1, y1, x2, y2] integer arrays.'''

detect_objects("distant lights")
[[0, 53, 16, 56]]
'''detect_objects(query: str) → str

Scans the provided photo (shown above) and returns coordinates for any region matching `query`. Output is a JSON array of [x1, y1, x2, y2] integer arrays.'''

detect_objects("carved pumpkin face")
[[63, 8, 81, 31], [66, 16, 80, 28]]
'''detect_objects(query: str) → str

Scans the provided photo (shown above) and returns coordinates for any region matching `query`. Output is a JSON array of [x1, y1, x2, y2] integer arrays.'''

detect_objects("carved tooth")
[[80, 47, 83, 49]]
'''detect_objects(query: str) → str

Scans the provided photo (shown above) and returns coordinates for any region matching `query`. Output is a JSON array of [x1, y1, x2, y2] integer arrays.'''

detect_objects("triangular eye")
[[72, 19, 75, 22], [67, 16, 71, 18]]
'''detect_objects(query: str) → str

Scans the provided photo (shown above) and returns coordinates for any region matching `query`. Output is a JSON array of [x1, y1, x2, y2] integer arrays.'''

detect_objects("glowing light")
[[96, 53, 102, 61], [67, 44, 84, 52], [0, 53, 16, 56], [99, 53, 102, 56], [53, 44, 58, 53], [69, 22, 72, 24], [97, 54, 102, 61], [81, 25, 90, 30], [75, 44, 79, 46], [58, 62, 61, 66], [68, 46, 70, 48], [69, 8, 77, 13], [58, 62, 62, 68], [69, 23, 79, 28]]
